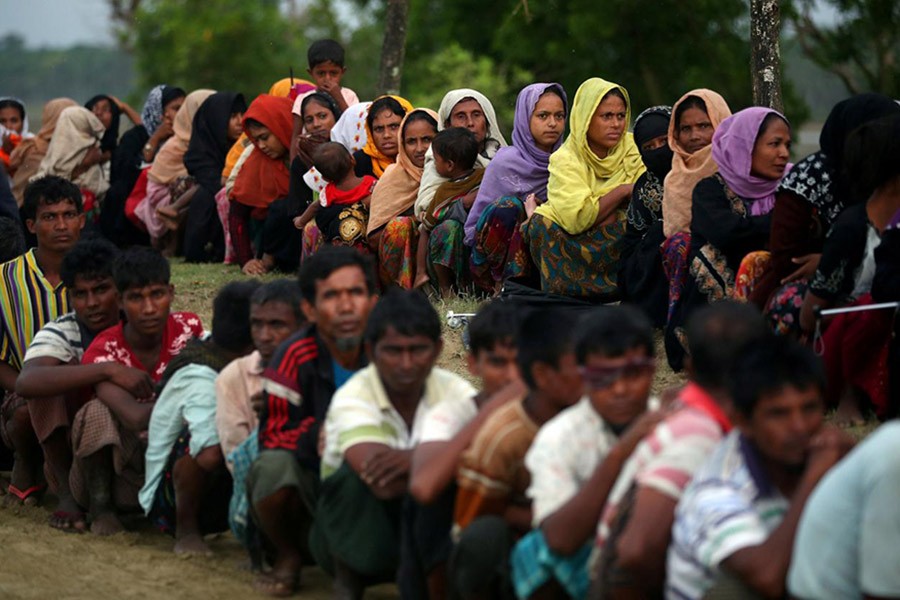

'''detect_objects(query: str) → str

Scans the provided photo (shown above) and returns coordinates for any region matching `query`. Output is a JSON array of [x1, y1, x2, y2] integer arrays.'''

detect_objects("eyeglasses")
[[579, 358, 656, 390]]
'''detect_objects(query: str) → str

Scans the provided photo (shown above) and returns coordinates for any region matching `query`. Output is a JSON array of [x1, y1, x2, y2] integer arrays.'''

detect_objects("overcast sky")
[[3, 0, 840, 49], [3, 0, 114, 47]]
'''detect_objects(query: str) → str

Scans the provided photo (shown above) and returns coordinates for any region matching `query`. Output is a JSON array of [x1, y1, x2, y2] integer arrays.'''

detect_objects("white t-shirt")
[[527, 396, 659, 526], [418, 393, 479, 444], [321, 364, 476, 478], [23, 312, 89, 364]]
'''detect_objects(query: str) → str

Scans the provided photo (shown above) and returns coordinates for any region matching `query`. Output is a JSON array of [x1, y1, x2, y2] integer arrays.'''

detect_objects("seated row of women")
[[4, 80, 898, 426]]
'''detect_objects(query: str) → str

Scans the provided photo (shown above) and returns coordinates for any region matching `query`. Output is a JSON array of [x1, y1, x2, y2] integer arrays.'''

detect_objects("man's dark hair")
[[61, 238, 119, 288], [112, 246, 171, 292], [212, 280, 262, 354], [365, 288, 440, 346], [251, 278, 304, 324], [576, 305, 654, 363], [22, 175, 83, 222], [312, 142, 354, 184], [685, 301, 769, 390], [431, 127, 479, 171], [0, 217, 25, 263], [308, 39, 346, 69], [298, 246, 376, 305], [468, 299, 519, 356], [516, 309, 578, 389], [729, 336, 826, 418]]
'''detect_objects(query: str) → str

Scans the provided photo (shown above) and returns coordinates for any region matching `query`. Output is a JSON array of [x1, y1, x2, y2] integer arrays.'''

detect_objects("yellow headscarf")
[[537, 78, 645, 235], [362, 95, 414, 178]]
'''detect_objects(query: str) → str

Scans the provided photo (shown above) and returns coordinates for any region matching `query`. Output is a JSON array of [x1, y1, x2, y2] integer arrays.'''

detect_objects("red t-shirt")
[[81, 312, 204, 382]]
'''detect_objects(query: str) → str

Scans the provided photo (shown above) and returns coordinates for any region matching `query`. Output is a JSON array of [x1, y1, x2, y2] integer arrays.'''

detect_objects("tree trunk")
[[749, 0, 784, 112], [376, 0, 410, 96]]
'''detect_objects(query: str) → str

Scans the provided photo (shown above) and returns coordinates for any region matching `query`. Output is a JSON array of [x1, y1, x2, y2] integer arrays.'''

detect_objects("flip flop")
[[49, 510, 87, 534], [7, 483, 45, 506]]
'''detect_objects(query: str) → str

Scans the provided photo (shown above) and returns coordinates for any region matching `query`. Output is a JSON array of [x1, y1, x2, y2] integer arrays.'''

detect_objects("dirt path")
[[0, 501, 397, 600]]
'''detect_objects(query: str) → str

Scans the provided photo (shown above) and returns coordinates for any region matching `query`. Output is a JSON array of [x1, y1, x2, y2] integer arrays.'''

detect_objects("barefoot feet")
[[174, 532, 213, 557], [90, 511, 124, 536]]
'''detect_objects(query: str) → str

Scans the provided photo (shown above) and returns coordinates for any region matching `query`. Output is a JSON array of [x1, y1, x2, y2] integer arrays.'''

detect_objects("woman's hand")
[[242, 259, 268, 276], [781, 253, 821, 284], [524, 193, 540, 218]]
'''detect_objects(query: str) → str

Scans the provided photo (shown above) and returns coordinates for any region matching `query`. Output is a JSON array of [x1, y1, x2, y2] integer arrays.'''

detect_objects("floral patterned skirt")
[[428, 217, 469, 287], [524, 212, 624, 300], [470, 196, 531, 293], [733, 251, 771, 301], [661, 232, 691, 324], [379, 216, 417, 289]]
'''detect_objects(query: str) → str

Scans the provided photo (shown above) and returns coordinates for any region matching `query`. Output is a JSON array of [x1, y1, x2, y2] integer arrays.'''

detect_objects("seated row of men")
[[1, 175, 898, 599]]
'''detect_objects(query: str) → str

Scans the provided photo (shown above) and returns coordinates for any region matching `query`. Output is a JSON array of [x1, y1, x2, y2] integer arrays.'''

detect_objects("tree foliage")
[[405, 0, 809, 124], [786, 0, 899, 97], [132, 0, 309, 99]]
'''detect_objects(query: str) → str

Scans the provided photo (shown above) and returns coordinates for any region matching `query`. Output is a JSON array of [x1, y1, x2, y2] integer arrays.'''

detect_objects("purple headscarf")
[[464, 82, 568, 246], [712, 106, 791, 216]]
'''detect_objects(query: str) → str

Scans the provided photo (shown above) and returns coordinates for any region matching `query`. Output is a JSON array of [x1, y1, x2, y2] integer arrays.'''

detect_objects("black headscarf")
[[301, 91, 342, 123], [85, 94, 121, 154], [633, 105, 674, 180], [183, 91, 247, 193], [820, 93, 900, 193]]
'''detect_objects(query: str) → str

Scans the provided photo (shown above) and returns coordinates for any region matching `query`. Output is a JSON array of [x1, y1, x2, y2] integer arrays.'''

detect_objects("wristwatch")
[[143, 143, 154, 155]]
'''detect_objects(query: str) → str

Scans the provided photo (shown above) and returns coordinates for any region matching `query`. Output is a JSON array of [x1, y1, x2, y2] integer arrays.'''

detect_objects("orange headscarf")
[[231, 94, 294, 208], [662, 89, 732, 237], [362, 95, 414, 178]]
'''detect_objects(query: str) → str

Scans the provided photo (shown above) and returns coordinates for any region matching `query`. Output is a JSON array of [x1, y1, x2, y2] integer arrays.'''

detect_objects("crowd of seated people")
[[2, 35, 900, 600]]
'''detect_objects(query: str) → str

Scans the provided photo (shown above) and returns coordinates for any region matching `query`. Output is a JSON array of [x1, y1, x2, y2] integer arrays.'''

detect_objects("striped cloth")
[[320, 364, 475, 479], [23, 311, 89, 364], [454, 398, 535, 534], [0, 249, 69, 371], [665, 431, 789, 599]]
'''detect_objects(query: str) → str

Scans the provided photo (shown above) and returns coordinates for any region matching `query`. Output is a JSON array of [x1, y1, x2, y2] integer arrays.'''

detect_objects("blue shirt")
[[332, 358, 355, 389], [789, 422, 900, 600]]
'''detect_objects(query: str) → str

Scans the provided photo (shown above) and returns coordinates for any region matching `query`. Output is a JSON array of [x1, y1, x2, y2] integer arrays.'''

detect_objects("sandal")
[[49, 510, 87, 533], [8, 483, 46, 506]]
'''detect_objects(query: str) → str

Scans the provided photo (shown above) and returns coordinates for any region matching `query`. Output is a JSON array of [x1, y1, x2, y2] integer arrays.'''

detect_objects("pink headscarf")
[[712, 106, 791, 215]]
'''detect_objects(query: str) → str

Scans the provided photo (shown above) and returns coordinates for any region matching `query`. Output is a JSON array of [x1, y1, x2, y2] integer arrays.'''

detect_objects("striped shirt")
[[0, 249, 69, 372], [454, 397, 535, 533], [23, 312, 90, 365], [596, 385, 730, 552], [320, 364, 475, 479], [666, 431, 789, 600]]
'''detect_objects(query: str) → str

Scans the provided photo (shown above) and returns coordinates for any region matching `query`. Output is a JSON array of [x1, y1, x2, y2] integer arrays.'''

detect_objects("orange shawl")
[[367, 108, 438, 235], [361, 95, 414, 178], [662, 89, 732, 237], [232, 95, 293, 208]]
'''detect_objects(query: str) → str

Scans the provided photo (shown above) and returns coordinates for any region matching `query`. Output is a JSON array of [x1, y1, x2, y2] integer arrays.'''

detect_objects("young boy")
[[216, 279, 304, 464], [510, 306, 663, 599], [16, 239, 153, 531], [591, 301, 769, 598], [139, 280, 259, 555], [414, 127, 485, 296], [667, 337, 853, 599], [1, 175, 84, 506], [405, 299, 522, 599], [215, 279, 304, 554], [69, 247, 203, 535], [313, 142, 376, 245], [449, 308, 583, 599], [312, 289, 476, 599], [290, 39, 360, 163]]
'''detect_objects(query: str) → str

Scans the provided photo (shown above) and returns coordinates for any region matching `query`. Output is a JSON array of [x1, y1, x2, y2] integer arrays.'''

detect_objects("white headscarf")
[[33, 106, 108, 197], [0, 96, 34, 140], [414, 89, 507, 216]]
